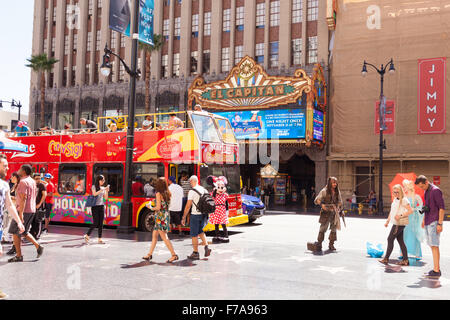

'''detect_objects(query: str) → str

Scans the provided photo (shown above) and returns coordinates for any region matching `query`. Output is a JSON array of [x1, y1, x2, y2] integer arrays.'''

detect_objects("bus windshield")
[[191, 114, 221, 143], [214, 117, 237, 144], [200, 164, 240, 194]]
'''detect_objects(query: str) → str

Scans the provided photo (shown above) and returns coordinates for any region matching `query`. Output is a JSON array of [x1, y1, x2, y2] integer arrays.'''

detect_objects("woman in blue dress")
[[401, 179, 425, 260]]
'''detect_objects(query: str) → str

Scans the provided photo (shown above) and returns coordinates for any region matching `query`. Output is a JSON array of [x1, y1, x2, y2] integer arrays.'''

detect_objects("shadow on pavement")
[[407, 276, 442, 289], [120, 259, 197, 269]]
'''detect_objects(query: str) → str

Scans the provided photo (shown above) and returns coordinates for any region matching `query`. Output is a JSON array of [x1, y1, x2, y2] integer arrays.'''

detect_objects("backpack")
[[192, 188, 216, 216]]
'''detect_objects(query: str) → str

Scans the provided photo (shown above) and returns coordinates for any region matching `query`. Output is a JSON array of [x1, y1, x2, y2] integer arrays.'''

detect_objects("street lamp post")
[[362, 59, 395, 216], [0, 99, 23, 121], [100, 0, 141, 234]]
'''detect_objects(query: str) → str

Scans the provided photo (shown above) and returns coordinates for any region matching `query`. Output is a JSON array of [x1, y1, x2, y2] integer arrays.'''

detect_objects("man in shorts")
[[0, 154, 25, 298], [181, 176, 211, 260], [8, 164, 44, 263], [415, 175, 445, 278]]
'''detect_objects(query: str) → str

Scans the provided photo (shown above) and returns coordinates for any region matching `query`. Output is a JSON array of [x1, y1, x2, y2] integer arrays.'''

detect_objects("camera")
[[419, 205, 430, 215]]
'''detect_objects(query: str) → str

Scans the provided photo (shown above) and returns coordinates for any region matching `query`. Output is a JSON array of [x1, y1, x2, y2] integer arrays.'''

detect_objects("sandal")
[[167, 255, 179, 263], [396, 259, 409, 266], [142, 254, 152, 261], [84, 235, 90, 244], [98, 239, 106, 244], [378, 258, 389, 265]]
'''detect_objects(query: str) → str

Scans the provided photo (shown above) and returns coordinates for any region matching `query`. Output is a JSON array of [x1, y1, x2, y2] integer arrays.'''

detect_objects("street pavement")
[[1, 212, 449, 300]]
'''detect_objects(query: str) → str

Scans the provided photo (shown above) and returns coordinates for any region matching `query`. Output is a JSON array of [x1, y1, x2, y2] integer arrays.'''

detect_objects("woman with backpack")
[[142, 178, 179, 263], [84, 175, 109, 244]]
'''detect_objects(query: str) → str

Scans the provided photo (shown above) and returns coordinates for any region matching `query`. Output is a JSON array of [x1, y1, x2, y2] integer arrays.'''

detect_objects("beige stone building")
[[29, 0, 332, 205], [328, 0, 450, 210]]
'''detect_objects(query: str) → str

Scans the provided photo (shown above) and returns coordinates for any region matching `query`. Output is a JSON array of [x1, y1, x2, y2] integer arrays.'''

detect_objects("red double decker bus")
[[5, 111, 247, 232]]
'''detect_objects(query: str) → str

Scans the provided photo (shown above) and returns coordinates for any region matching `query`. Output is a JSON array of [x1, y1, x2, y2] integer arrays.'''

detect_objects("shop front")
[[188, 56, 328, 207]]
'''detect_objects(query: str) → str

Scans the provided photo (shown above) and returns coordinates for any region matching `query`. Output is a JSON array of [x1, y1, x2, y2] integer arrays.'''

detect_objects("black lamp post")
[[0, 99, 23, 121], [100, 0, 140, 234], [362, 58, 395, 216]]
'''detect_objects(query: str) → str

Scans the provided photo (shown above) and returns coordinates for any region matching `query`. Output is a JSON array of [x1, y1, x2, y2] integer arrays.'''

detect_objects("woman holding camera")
[[379, 184, 413, 266], [402, 179, 425, 260], [84, 175, 109, 244]]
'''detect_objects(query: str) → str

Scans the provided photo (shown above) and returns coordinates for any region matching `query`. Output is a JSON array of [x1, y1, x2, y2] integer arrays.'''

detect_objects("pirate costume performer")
[[310, 177, 344, 252], [208, 176, 230, 244]]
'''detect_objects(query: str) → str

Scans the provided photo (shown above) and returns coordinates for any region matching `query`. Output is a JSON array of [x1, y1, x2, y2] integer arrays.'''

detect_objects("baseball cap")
[[44, 173, 53, 179], [168, 176, 176, 183]]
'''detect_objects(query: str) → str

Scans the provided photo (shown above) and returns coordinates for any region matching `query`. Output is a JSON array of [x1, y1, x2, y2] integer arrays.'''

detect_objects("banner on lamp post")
[[418, 57, 446, 134], [375, 100, 395, 135], [109, 0, 154, 45]]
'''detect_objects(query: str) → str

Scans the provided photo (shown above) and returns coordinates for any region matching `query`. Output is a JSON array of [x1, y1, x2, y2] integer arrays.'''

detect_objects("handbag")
[[86, 195, 98, 208]]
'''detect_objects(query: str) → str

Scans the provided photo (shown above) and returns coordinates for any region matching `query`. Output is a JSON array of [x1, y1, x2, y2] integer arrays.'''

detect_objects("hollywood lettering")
[[201, 84, 294, 101], [53, 196, 120, 218], [48, 140, 83, 159]]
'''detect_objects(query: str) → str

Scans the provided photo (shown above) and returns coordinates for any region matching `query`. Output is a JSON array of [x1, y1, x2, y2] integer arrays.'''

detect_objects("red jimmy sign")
[[375, 100, 395, 135], [418, 58, 446, 134]]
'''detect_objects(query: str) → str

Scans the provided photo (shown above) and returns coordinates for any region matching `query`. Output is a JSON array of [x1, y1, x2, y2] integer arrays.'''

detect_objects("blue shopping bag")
[[366, 242, 384, 258]]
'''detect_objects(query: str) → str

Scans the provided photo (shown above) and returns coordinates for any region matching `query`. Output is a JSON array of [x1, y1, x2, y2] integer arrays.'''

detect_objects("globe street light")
[[361, 58, 395, 216]]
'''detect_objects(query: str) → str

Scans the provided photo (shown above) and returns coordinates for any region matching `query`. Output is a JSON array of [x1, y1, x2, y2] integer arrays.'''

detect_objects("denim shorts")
[[425, 221, 440, 247], [190, 214, 207, 237]]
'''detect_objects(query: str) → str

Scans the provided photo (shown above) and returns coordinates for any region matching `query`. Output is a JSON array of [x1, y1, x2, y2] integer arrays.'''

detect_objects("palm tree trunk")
[[145, 52, 151, 113], [40, 72, 46, 128]]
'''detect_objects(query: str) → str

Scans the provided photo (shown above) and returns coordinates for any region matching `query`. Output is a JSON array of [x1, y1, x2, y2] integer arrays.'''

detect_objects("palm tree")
[[26, 53, 59, 128], [138, 34, 165, 113]]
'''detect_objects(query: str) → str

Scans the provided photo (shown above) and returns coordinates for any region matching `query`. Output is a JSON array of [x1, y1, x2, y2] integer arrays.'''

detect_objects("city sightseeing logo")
[[10, 143, 36, 159]]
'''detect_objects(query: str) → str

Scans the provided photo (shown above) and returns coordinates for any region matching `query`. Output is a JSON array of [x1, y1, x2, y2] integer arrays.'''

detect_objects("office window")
[[191, 51, 198, 74], [293, 0, 303, 23], [71, 66, 76, 86], [292, 38, 302, 65], [97, 0, 102, 8], [307, 0, 318, 21], [111, 31, 117, 49], [235, 45, 243, 64], [96, 30, 101, 51], [222, 47, 230, 73], [53, 7, 56, 22], [204, 12, 211, 36], [192, 14, 199, 37], [163, 19, 170, 39], [85, 64, 90, 84], [308, 36, 318, 64], [174, 17, 181, 39], [236, 6, 244, 30], [73, 33, 78, 51], [45, 8, 49, 22], [64, 35, 69, 55], [161, 54, 169, 78], [51, 38, 55, 56], [43, 38, 48, 53], [270, 1, 280, 27], [120, 34, 126, 47], [255, 43, 264, 64], [119, 63, 125, 81], [270, 42, 279, 68], [63, 67, 68, 87], [203, 50, 210, 74], [87, 32, 92, 51], [173, 53, 180, 77], [256, 3, 265, 28], [58, 164, 86, 195], [223, 9, 231, 32], [88, 0, 94, 15]]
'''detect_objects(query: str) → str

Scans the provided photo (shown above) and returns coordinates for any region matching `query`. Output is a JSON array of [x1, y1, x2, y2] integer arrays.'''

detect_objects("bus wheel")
[[139, 208, 155, 233]]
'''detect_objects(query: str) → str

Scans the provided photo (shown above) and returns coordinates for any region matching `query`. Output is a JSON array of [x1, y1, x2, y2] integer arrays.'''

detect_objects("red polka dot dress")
[[209, 192, 229, 225]]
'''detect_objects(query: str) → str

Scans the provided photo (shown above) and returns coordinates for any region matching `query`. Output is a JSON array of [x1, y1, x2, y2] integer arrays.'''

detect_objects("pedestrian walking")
[[1, 172, 19, 244], [180, 171, 191, 217], [312, 177, 344, 251], [84, 175, 109, 244], [30, 173, 47, 240], [142, 178, 179, 263], [0, 154, 25, 299], [209, 176, 230, 244], [415, 175, 445, 278], [168, 176, 184, 235], [181, 176, 212, 260], [379, 184, 413, 266], [401, 179, 425, 260], [42, 173, 55, 234], [263, 187, 270, 208], [351, 191, 358, 212], [7, 164, 44, 263]]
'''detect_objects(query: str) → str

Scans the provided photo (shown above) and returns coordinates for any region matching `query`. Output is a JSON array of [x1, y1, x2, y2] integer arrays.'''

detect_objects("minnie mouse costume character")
[[208, 176, 230, 243]]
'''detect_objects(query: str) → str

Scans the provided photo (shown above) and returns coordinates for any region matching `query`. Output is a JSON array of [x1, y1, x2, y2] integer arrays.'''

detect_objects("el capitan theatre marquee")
[[187, 56, 327, 148]]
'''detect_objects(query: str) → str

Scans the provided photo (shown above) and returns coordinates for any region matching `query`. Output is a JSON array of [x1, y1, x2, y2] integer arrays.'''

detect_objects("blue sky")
[[0, 2, 34, 115]]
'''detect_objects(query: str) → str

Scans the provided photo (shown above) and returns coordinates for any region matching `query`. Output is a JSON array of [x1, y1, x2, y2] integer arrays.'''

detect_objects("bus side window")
[[93, 164, 123, 196], [58, 164, 87, 195], [132, 163, 165, 197]]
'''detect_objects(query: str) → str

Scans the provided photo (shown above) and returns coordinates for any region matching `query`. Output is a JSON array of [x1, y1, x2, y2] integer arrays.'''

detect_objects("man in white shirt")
[[168, 176, 184, 235], [182, 176, 212, 260]]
